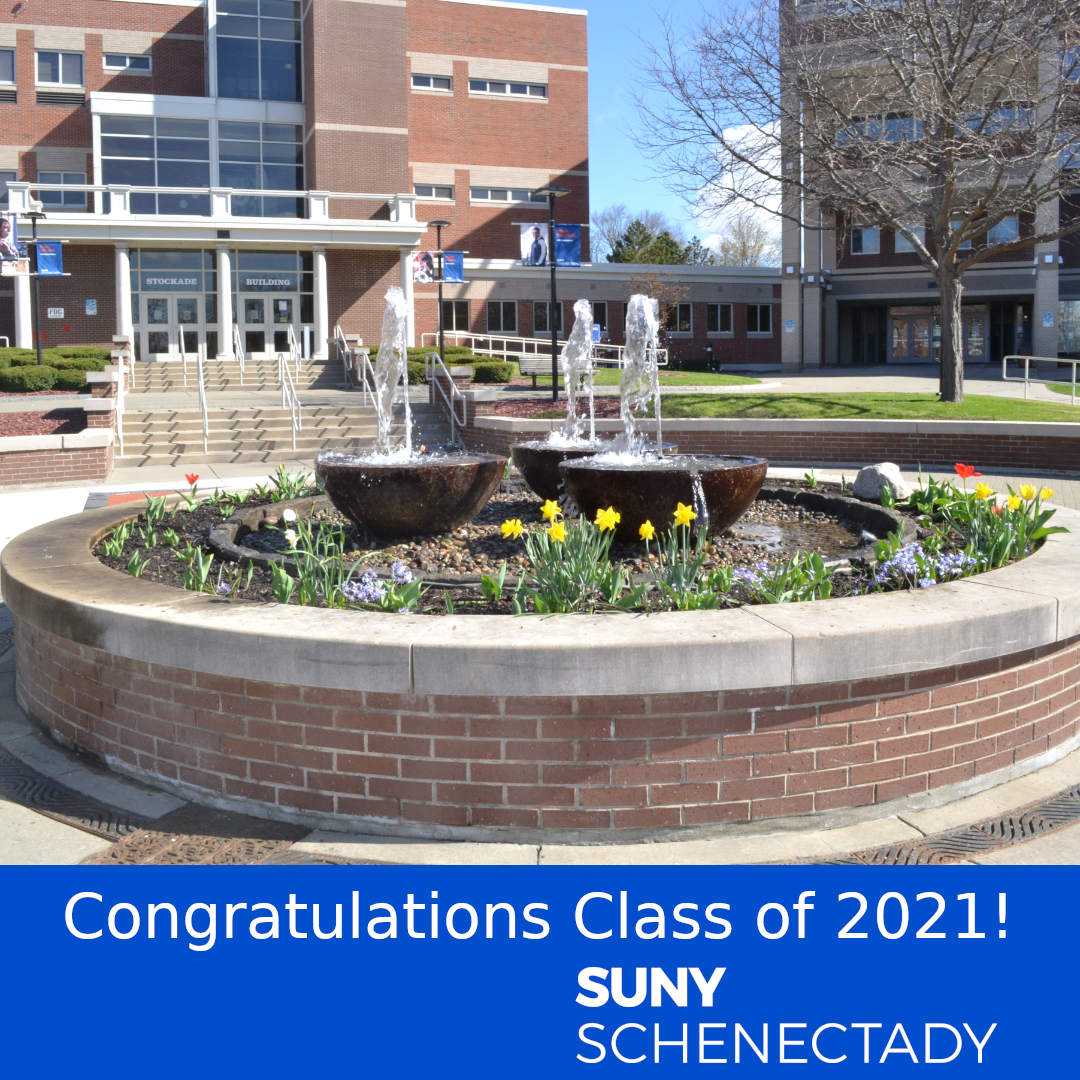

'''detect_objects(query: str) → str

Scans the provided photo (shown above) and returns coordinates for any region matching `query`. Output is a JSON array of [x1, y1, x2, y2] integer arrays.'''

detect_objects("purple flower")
[[390, 560, 413, 585], [215, 582, 232, 596]]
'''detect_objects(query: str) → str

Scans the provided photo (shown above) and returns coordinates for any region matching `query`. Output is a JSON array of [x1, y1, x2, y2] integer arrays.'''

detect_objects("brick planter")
[[3, 501, 1080, 841]]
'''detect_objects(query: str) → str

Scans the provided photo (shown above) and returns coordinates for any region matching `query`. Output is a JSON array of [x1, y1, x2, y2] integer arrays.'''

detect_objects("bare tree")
[[713, 211, 782, 266], [633, 0, 1080, 401], [590, 203, 633, 262], [627, 268, 690, 345]]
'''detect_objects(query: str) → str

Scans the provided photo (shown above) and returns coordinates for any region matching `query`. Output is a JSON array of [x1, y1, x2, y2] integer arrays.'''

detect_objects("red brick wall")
[[29, 245, 115, 349], [327, 248, 400, 345], [14, 621, 1079, 831], [0, 441, 112, 485]]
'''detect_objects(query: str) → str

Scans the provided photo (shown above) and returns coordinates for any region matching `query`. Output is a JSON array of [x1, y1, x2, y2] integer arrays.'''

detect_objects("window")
[[592, 301, 607, 331], [534, 301, 563, 334], [0, 170, 16, 208], [219, 120, 304, 217], [38, 172, 87, 210], [664, 303, 692, 333], [217, 0, 301, 103], [851, 225, 880, 255], [413, 184, 453, 200], [468, 79, 546, 97], [487, 301, 517, 333], [0, 49, 14, 84], [987, 215, 1019, 246], [104, 54, 152, 72], [707, 303, 733, 333], [441, 300, 470, 332], [950, 218, 973, 250], [470, 187, 546, 203], [412, 74, 451, 91], [747, 304, 772, 333], [894, 224, 925, 254], [37, 51, 83, 86], [100, 115, 211, 215]]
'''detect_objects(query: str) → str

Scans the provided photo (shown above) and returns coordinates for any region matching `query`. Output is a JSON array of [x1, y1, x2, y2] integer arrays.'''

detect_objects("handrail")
[[333, 324, 351, 387], [111, 336, 129, 458], [232, 323, 245, 384], [278, 352, 302, 449], [419, 331, 669, 368], [1002, 354, 1078, 404], [359, 350, 377, 407], [424, 349, 467, 446], [287, 323, 302, 379], [180, 333, 209, 453]]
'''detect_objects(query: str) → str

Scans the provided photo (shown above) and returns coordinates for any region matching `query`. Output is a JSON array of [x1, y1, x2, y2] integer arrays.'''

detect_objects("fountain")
[[557, 294, 767, 542], [315, 287, 506, 537]]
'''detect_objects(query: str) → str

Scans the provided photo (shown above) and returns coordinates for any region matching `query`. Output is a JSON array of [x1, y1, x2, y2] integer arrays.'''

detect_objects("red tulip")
[[954, 463, 981, 479], [185, 473, 199, 486]]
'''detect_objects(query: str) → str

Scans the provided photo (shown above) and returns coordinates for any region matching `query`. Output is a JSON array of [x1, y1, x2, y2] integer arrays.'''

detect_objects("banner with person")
[[520, 223, 547, 266], [0, 212, 28, 276], [412, 251, 436, 283], [519, 223, 581, 267]]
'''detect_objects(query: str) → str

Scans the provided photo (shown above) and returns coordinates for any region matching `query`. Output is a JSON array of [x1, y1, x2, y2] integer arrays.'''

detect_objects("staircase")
[[117, 402, 453, 467], [129, 357, 345, 394]]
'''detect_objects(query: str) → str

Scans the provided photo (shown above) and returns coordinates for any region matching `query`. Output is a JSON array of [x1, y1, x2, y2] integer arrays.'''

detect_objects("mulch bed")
[[0, 388, 90, 398], [0, 409, 86, 437]]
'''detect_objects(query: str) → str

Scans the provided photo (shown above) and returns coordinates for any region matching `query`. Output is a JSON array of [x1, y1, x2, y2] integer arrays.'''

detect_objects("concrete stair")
[[116, 401, 453, 467], [128, 357, 345, 393]]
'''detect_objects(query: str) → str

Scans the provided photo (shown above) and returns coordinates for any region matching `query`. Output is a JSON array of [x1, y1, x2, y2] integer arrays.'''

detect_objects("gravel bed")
[[0, 409, 86, 436]]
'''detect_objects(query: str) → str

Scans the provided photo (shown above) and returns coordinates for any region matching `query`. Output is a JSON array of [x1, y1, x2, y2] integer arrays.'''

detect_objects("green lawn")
[[1044, 381, 1080, 400], [529, 369, 760, 387], [656, 392, 1080, 422]]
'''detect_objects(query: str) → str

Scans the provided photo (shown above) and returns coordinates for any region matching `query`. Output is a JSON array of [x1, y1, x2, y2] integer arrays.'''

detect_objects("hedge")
[[0, 348, 38, 368], [44, 346, 111, 361], [48, 356, 108, 372], [406, 360, 427, 385], [471, 361, 514, 383], [0, 365, 58, 392]]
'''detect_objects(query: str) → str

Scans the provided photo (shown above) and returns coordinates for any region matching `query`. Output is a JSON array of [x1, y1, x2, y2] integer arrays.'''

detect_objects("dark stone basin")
[[512, 439, 677, 503], [559, 454, 768, 541], [315, 451, 507, 537]]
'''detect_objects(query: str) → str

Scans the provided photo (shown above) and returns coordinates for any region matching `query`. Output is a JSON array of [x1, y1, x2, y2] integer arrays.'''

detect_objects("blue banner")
[[555, 223, 581, 267], [0, 865, 1075, 1076], [442, 251, 464, 282], [36, 240, 63, 276]]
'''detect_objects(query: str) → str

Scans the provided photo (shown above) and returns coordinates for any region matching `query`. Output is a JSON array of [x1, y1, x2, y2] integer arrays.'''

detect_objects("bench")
[[517, 355, 558, 388]]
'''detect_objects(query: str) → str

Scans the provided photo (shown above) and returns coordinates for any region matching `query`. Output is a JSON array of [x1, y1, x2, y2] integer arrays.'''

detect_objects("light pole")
[[429, 219, 451, 370], [24, 210, 46, 365], [531, 185, 569, 402]]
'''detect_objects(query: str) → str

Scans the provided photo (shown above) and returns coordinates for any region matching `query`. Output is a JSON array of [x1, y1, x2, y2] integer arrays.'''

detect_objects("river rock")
[[853, 462, 913, 502]]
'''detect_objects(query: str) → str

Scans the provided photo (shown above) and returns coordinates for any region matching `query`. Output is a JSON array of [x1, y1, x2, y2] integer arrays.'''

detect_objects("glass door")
[[142, 296, 206, 361], [911, 317, 931, 361], [963, 308, 988, 363], [144, 296, 173, 361], [241, 295, 296, 358], [890, 317, 911, 362]]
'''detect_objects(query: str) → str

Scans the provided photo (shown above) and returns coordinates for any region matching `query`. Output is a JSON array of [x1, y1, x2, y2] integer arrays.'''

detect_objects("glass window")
[[851, 225, 880, 255], [987, 215, 1019, 246], [707, 303, 733, 333], [441, 300, 470, 331], [950, 218, 973, 250], [0, 170, 16, 208], [592, 301, 607, 331], [664, 303, 692, 332], [412, 74, 451, 91], [469, 79, 546, 97], [487, 301, 517, 333], [534, 301, 563, 334], [218, 121, 304, 217], [0, 49, 14, 83], [104, 54, 151, 72], [37, 51, 84, 86], [895, 224, 925, 254], [413, 184, 453, 200], [38, 172, 87, 210], [217, 0, 301, 102], [747, 304, 772, 333], [471, 187, 546, 203]]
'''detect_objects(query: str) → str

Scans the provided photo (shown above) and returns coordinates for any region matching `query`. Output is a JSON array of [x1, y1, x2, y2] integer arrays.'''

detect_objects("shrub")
[[47, 356, 108, 372], [472, 361, 514, 383], [0, 365, 58, 392], [10, 355, 44, 367], [406, 360, 427, 385], [45, 346, 111, 361], [53, 368, 89, 391], [0, 347, 37, 368]]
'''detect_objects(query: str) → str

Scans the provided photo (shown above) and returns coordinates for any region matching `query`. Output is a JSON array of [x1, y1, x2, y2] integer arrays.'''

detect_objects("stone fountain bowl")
[[315, 450, 507, 537], [559, 453, 768, 541], [512, 439, 678, 503]]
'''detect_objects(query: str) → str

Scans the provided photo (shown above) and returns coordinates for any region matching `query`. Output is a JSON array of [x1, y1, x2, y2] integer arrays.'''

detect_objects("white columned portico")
[[313, 245, 329, 359], [217, 245, 233, 360], [115, 244, 133, 347], [400, 248, 415, 347], [14, 272, 31, 349]]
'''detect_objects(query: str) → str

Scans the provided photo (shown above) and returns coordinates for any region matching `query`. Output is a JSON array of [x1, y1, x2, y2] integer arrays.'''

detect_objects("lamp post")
[[429, 219, 451, 370], [531, 185, 569, 402], [24, 210, 46, 366]]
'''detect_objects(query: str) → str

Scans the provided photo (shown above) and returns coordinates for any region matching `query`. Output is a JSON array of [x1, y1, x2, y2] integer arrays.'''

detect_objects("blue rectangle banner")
[[0, 865, 1075, 1077], [443, 251, 464, 282], [36, 240, 63, 276], [555, 223, 582, 266]]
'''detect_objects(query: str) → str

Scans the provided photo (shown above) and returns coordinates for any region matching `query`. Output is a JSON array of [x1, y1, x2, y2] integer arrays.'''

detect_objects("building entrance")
[[140, 294, 218, 362], [889, 307, 934, 363], [240, 294, 297, 358]]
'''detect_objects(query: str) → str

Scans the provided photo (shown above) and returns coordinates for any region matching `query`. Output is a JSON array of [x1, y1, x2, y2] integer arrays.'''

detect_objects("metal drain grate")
[[805, 784, 1080, 865], [0, 742, 149, 840]]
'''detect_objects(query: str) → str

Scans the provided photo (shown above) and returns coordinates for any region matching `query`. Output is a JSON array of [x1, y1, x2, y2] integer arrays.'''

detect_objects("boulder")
[[853, 462, 913, 503]]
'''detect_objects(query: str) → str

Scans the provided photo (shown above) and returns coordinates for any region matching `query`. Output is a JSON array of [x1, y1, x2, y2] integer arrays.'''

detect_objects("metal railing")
[[287, 323, 303, 379], [333, 324, 351, 386], [179, 333, 210, 453], [111, 335, 129, 457], [1002, 354, 1079, 403], [419, 332, 669, 368], [424, 349, 467, 446], [278, 350, 302, 450], [232, 324, 246, 384]]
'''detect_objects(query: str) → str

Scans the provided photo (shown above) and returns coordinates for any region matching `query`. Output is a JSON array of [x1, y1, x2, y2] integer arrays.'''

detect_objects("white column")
[[115, 244, 133, 346], [400, 248, 416, 347], [313, 245, 329, 359], [217, 245, 233, 359], [14, 272, 31, 348]]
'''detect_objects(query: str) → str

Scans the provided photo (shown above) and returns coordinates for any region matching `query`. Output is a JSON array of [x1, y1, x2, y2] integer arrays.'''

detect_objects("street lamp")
[[531, 185, 569, 402], [429, 219, 451, 370]]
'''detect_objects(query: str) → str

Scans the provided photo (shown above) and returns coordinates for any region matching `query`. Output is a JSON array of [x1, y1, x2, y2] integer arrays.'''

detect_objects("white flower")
[[284, 528, 298, 546], [282, 508, 297, 523]]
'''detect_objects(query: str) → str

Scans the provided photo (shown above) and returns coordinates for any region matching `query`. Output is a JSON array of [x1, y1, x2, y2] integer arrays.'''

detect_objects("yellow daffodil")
[[1006, 495, 1022, 511], [639, 520, 656, 541], [1041, 487, 1054, 501], [547, 521, 567, 543], [541, 499, 562, 521], [973, 481, 994, 502], [1018, 484, 1036, 501], [673, 502, 697, 527], [595, 506, 621, 532], [500, 518, 524, 540]]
